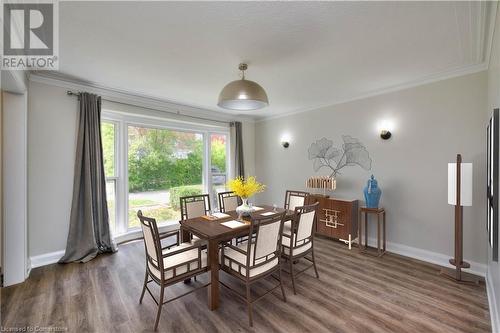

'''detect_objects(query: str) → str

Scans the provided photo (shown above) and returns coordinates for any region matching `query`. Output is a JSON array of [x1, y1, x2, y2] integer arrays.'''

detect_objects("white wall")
[[255, 71, 487, 267], [28, 81, 78, 257], [3, 91, 28, 286], [242, 121, 256, 177], [27, 80, 256, 258], [486, 4, 500, 332]]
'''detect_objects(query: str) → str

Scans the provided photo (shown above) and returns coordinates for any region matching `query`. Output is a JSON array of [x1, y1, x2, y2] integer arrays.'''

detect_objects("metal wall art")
[[308, 136, 372, 177]]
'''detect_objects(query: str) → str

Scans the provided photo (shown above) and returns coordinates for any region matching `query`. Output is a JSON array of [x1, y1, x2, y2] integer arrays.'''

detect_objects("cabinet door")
[[329, 200, 352, 240], [316, 200, 332, 237]]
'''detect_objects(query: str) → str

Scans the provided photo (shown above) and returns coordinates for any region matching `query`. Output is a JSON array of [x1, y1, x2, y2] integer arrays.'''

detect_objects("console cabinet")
[[309, 195, 358, 249]]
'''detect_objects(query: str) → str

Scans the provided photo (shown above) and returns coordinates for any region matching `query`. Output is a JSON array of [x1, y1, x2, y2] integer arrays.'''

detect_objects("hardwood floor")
[[1, 237, 491, 333]]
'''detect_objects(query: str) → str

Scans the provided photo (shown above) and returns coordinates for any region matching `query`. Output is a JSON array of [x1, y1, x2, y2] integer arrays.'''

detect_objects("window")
[[100, 112, 230, 236], [210, 133, 228, 209], [101, 121, 117, 234], [127, 125, 203, 228]]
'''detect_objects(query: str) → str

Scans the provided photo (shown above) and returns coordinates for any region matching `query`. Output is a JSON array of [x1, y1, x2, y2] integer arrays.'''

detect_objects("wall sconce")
[[281, 134, 291, 148], [377, 119, 394, 140], [380, 130, 392, 140]]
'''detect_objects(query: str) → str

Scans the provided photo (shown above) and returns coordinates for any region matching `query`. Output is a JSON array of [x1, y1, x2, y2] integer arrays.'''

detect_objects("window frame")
[[208, 132, 230, 209], [101, 120, 119, 235], [101, 110, 231, 236]]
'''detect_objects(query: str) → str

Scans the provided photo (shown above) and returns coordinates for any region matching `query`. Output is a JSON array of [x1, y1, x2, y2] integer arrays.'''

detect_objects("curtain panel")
[[230, 121, 245, 178], [59, 93, 116, 263]]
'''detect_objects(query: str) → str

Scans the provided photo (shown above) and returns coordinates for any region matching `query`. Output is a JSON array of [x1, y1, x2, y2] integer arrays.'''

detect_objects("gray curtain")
[[231, 121, 245, 177], [59, 93, 116, 263]]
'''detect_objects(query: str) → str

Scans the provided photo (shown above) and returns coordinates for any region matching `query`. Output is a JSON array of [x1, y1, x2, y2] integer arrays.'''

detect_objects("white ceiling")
[[54, 1, 494, 119]]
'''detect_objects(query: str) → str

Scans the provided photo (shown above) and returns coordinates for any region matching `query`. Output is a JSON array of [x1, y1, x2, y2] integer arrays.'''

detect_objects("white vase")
[[236, 197, 253, 216]]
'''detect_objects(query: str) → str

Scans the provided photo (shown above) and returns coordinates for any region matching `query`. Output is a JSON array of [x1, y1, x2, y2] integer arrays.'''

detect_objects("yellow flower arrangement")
[[227, 176, 266, 199]]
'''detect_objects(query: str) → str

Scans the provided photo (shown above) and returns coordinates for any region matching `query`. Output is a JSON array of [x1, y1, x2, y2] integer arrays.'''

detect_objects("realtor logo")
[[1, 0, 59, 70]]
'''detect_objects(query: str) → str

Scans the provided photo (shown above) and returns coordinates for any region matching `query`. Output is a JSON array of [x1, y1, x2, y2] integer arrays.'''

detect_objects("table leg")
[[208, 239, 220, 310], [383, 211, 386, 253], [364, 212, 368, 249], [377, 213, 381, 256], [180, 227, 190, 243], [358, 211, 362, 252]]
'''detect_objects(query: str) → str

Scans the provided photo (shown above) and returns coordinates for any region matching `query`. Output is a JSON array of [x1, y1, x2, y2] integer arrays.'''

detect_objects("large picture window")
[[101, 113, 230, 236], [127, 126, 203, 228]]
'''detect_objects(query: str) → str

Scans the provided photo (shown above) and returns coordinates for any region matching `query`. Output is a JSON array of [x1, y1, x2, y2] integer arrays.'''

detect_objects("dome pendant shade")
[[218, 64, 269, 111]]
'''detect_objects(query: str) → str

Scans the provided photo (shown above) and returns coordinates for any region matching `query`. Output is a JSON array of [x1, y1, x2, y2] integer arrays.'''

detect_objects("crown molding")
[[256, 62, 488, 123], [484, 0, 499, 68], [28, 72, 255, 123]]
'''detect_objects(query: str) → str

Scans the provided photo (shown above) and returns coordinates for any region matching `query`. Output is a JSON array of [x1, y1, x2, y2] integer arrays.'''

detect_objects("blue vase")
[[363, 175, 381, 208]]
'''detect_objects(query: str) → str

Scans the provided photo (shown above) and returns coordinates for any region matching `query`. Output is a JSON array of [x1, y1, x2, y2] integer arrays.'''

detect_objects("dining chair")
[[180, 194, 211, 220], [281, 202, 320, 295], [284, 190, 310, 211], [218, 191, 241, 212], [218, 191, 247, 245], [137, 210, 209, 331], [219, 211, 287, 327], [180, 194, 211, 243], [283, 190, 310, 241]]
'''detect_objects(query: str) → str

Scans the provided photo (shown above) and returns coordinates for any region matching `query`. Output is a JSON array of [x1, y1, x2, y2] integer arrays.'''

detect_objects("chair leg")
[[279, 267, 287, 303], [154, 286, 165, 331], [289, 256, 297, 295], [194, 275, 197, 282], [139, 271, 148, 304], [246, 284, 253, 327], [312, 249, 319, 279]]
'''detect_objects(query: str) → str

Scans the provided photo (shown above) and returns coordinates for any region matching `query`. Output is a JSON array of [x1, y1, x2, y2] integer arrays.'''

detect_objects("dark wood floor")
[[1, 237, 491, 333]]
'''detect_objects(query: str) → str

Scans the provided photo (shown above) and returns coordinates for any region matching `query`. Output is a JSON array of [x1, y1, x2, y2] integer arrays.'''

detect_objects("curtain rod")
[[66, 90, 233, 125]]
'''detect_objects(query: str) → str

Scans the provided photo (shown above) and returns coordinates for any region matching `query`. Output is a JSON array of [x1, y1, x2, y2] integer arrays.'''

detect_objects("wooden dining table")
[[179, 205, 295, 310]]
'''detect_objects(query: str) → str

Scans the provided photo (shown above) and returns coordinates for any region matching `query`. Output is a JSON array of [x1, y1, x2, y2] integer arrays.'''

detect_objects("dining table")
[[179, 204, 295, 310]]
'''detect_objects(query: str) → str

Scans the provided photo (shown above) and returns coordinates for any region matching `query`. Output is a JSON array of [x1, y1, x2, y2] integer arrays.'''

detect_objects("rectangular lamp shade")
[[448, 163, 473, 206]]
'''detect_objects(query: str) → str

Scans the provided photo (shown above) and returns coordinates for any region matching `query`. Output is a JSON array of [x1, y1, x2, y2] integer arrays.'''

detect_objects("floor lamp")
[[440, 154, 479, 284]]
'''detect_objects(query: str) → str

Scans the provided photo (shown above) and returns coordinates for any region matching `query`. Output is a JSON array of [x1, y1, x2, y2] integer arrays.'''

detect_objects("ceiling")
[[53, 1, 494, 119]]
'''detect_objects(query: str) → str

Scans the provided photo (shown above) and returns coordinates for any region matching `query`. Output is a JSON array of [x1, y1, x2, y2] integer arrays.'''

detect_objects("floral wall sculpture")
[[308, 135, 372, 177]]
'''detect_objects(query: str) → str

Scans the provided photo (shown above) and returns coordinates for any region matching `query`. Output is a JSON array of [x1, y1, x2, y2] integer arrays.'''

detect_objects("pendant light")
[[217, 63, 269, 111]]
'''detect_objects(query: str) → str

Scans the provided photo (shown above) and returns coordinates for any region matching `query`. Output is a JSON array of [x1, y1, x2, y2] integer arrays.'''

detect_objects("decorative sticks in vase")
[[306, 176, 336, 196]]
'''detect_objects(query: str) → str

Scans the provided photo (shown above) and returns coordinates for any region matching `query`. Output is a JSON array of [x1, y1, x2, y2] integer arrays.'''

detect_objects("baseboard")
[[486, 268, 499, 333], [362, 237, 487, 277], [26, 257, 31, 278], [29, 224, 179, 271], [30, 250, 65, 269]]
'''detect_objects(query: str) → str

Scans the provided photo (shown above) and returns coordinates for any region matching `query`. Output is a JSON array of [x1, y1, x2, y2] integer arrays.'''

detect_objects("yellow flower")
[[227, 176, 266, 199]]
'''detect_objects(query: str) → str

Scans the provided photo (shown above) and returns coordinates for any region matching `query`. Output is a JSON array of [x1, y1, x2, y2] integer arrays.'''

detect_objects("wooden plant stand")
[[358, 207, 386, 257]]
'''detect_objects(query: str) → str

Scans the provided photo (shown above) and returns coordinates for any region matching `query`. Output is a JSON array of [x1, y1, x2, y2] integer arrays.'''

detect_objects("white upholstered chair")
[[180, 194, 211, 219], [281, 202, 320, 294], [218, 191, 241, 212], [219, 211, 287, 327], [137, 210, 209, 331], [283, 190, 310, 237], [284, 190, 309, 211], [180, 194, 211, 243]]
